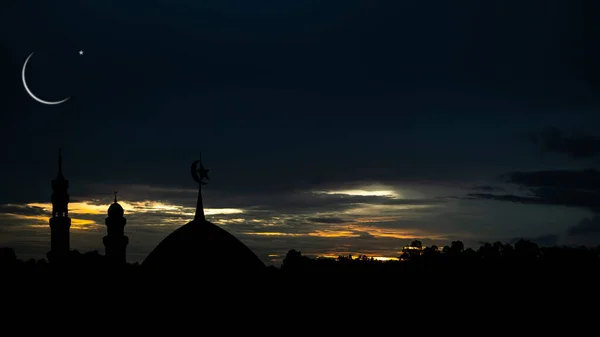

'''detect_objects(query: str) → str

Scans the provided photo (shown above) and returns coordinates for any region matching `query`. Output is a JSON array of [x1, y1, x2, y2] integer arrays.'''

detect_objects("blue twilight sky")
[[0, 1, 598, 265]]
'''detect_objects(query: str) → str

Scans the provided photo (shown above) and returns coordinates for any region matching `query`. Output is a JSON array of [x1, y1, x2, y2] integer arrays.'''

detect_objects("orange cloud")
[[354, 216, 400, 223], [243, 232, 305, 237], [308, 230, 360, 238], [27, 202, 106, 215], [344, 224, 446, 240]]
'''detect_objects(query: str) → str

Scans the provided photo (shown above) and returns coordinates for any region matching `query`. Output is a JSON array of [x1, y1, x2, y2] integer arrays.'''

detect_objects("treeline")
[[280, 240, 600, 273], [2, 240, 600, 274]]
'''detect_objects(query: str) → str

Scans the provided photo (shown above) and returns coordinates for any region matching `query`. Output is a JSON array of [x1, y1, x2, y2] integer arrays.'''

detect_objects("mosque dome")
[[142, 217, 265, 273], [142, 156, 265, 274]]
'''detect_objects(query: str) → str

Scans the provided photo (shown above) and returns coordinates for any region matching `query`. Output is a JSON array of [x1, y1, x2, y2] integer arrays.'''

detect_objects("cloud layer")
[[0, 182, 474, 264], [2, 175, 595, 265]]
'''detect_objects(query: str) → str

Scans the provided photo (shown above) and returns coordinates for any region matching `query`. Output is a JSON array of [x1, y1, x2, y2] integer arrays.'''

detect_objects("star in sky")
[[79, 50, 84, 55]]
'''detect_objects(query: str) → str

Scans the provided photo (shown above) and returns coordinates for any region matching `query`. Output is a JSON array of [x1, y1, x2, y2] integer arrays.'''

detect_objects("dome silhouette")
[[141, 156, 265, 273], [108, 202, 124, 218], [107, 191, 124, 218], [142, 217, 265, 272]]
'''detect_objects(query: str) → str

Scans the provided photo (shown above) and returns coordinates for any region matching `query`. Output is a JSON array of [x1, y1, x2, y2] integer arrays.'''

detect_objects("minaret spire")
[[191, 153, 210, 221]]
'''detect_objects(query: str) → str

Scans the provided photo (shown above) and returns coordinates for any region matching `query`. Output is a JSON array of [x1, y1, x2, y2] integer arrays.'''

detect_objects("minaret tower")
[[103, 191, 129, 264], [48, 148, 71, 262]]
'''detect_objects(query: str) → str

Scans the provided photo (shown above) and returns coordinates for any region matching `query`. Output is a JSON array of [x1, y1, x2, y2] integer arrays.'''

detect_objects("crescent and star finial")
[[191, 153, 210, 185], [191, 154, 209, 221]]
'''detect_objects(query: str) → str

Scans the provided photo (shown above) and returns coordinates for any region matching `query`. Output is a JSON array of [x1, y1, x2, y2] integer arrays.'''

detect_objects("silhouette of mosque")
[[46, 149, 265, 272]]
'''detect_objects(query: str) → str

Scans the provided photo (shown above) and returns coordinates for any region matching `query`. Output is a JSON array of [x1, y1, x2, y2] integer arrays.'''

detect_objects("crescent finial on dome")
[[191, 153, 210, 186], [113, 191, 118, 203], [191, 153, 210, 221]]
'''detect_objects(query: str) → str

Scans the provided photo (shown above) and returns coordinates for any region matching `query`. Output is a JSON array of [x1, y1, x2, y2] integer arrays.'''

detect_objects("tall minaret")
[[48, 148, 71, 262], [103, 191, 129, 265]]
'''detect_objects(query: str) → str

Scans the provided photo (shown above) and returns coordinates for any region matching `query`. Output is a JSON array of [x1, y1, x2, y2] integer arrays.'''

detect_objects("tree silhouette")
[[2, 239, 600, 274]]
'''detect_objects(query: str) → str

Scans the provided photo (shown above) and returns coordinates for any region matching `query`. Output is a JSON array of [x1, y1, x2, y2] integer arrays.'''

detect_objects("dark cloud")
[[467, 190, 600, 212], [467, 193, 543, 204], [508, 234, 559, 247], [0, 204, 46, 217], [466, 169, 600, 212], [507, 169, 600, 190], [567, 216, 600, 237], [529, 127, 600, 159], [472, 185, 504, 192], [561, 216, 600, 247], [307, 217, 348, 224]]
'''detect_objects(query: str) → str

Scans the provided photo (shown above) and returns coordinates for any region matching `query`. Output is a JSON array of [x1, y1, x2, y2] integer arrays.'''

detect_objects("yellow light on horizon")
[[204, 208, 244, 215], [372, 256, 400, 261], [23, 201, 244, 217], [316, 189, 400, 198], [243, 232, 305, 237], [1, 213, 98, 230], [26, 202, 107, 215], [317, 254, 399, 261], [308, 230, 360, 238]]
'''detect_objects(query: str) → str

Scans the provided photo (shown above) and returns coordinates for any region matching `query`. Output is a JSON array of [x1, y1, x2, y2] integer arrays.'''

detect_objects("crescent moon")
[[22, 52, 70, 105]]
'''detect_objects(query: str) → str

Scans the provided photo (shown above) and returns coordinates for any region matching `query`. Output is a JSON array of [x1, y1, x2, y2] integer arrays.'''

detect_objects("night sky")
[[1, 1, 598, 265]]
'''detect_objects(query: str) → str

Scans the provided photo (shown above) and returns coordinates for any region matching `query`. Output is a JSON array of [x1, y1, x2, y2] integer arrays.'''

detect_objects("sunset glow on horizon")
[[317, 255, 400, 262], [0, 186, 451, 265], [1, 179, 577, 267]]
